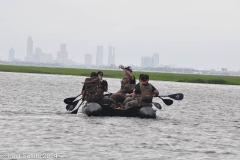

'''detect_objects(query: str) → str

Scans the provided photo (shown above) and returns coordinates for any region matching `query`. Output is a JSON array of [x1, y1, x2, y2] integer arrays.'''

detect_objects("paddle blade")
[[64, 97, 76, 104], [66, 100, 80, 111], [70, 108, 79, 114], [168, 93, 184, 100], [152, 102, 162, 110], [64, 94, 81, 104], [161, 98, 173, 105], [70, 101, 84, 114]]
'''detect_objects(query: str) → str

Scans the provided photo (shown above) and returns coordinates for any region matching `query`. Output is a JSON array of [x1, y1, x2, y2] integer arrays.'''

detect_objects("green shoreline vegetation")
[[1, 64, 240, 85]]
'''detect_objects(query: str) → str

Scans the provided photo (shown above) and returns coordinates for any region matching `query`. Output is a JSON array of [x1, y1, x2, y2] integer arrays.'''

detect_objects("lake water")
[[0, 72, 239, 160]]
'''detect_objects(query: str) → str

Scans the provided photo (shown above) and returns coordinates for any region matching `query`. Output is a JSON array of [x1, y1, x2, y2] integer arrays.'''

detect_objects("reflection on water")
[[0, 72, 240, 160]]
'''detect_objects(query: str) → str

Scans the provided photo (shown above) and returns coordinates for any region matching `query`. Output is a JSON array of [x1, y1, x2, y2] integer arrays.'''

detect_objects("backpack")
[[84, 77, 104, 102]]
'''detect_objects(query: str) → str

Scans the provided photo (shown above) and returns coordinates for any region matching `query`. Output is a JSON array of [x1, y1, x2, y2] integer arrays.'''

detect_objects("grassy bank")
[[1, 64, 240, 85]]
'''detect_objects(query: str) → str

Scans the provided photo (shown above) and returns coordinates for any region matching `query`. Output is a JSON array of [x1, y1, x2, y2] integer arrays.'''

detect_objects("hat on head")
[[139, 74, 144, 80], [140, 74, 149, 81], [97, 71, 103, 76], [90, 72, 98, 77], [125, 66, 132, 72]]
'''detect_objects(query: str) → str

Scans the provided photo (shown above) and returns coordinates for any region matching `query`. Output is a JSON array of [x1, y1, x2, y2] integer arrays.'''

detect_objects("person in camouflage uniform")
[[97, 71, 116, 108], [110, 65, 136, 108], [82, 72, 103, 102], [125, 74, 159, 109], [81, 72, 116, 108]]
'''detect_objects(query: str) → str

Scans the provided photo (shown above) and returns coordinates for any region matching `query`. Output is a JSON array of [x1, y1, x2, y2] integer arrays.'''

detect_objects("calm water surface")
[[0, 72, 239, 160]]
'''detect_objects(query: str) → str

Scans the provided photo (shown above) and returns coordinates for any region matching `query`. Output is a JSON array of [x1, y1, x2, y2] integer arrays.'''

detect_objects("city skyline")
[[1, 35, 237, 71], [5, 36, 120, 66], [1, 0, 240, 71], [5, 36, 159, 67]]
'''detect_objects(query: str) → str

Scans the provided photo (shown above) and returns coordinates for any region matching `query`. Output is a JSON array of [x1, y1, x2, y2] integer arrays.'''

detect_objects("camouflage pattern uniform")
[[100, 96, 116, 108], [110, 76, 136, 107], [125, 83, 154, 109], [84, 77, 104, 103], [84, 76, 116, 108]]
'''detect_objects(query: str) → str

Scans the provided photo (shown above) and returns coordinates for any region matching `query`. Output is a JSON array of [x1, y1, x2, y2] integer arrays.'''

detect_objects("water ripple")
[[0, 72, 240, 160]]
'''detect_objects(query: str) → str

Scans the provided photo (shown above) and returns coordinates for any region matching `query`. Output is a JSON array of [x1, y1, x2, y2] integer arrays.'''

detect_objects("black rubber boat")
[[65, 93, 183, 118], [82, 102, 156, 119]]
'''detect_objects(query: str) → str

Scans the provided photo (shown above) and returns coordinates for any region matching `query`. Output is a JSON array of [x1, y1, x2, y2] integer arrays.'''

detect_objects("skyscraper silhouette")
[[34, 47, 41, 63], [108, 46, 115, 66], [141, 53, 159, 68], [96, 45, 103, 66], [56, 43, 68, 65], [152, 53, 159, 67], [25, 36, 33, 62], [85, 53, 92, 65], [27, 36, 33, 54], [141, 56, 153, 68], [9, 48, 15, 62]]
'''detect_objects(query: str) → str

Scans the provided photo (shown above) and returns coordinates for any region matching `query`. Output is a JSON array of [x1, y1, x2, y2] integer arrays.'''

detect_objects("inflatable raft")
[[82, 102, 156, 119], [65, 93, 184, 118]]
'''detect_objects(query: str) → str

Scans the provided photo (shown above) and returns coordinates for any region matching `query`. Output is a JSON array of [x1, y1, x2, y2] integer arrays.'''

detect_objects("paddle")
[[66, 98, 82, 111], [70, 101, 85, 114], [64, 94, 81, 104], [152, 102, 162, 110], [159, 97, 173, 105], [159, 93, 184, 100]]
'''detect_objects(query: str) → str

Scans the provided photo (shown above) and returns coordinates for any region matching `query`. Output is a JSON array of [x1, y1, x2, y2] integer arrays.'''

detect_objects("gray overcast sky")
[[0, 0, 240, 71]]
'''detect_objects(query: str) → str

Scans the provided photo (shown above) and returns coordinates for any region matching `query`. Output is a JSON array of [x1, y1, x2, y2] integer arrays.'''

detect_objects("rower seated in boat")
[[81, 72, 116, 108], [110, 65, 136, 107], [125, 74, 159, 109]]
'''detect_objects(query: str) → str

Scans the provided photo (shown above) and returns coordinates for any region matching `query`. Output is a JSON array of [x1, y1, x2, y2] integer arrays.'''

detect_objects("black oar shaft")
[[70, 101, 85, 114], [159, 93, 184, 100]]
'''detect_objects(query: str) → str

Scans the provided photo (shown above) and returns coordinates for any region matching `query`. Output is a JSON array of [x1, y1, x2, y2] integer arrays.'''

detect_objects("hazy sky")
[[1, 0, 240, 71]]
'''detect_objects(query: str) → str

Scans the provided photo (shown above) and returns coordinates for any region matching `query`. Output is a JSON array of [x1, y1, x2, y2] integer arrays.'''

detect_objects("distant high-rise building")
[[32, 47, 53, 64], [39, 52, 53, 63], [108, 46, 115, 66], [35, 47, 41, 54], [141, 56, 153, 68], [8, 48, 15, 62], [96, 46, 103, 66], [27, 36, 33, 54], [61, 43, 66, 53], [25, 36, 33, 62], [33, 47, 41, 63], [56, 43, 68, 65], [141, 53, 159, 68], [152, 53, 159, 67], [85, 53, 92, 65]]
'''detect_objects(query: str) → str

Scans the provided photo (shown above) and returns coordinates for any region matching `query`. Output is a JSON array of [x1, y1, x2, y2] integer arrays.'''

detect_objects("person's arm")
[[152, 85, 159, 97], [102, 80, 108, 92], [120, 65, 134, 80], [132, 83, 140, 99], [81, 91, 85, 96], [132, 90, 136, 99], [124, 69, 134, 80], [125, 93, 132, 97], [115, 89, 122, 93], [81, 84, 86, 100]]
